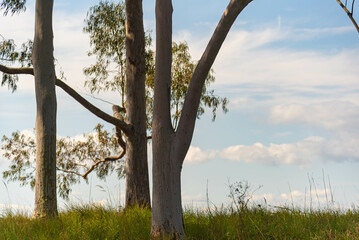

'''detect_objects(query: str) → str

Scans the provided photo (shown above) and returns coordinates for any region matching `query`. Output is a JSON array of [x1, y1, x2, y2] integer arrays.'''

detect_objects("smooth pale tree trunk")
[[151, 0, 253, 238], [124, 0, 151, 208], [151, 0, 186, 238], [31, 0, 58, 218]]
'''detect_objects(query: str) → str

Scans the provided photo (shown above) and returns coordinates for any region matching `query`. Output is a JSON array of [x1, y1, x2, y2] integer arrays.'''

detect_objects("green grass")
[[1, 204, 359, 239]]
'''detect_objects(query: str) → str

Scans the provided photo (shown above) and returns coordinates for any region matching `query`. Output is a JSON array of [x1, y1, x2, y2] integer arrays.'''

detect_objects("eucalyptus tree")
[[1, 0, 227, 209], [31, 0, 58, 218], [150, 0, 253, 238], [83, 0, 227, 208], [82, 0, 150, 208], [1, 0, 59, 218]]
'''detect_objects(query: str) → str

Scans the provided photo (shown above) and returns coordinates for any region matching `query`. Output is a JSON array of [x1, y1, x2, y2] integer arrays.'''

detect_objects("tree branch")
[[82, 150, 125, 179], [153, 0, 174, 134], [56, 79, 132, 135], [336, 0, 359, 33], [56, 150, 125, 180], [0, 64, 132, 135], [0, 65, 34, 75], [175, 0, 253, 163], [56, 168, 84, 177], [58, 104, 127, 180]]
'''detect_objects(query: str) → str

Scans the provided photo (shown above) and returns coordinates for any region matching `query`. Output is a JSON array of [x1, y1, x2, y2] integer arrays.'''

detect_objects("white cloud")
[[219, 132, 359, 167], [182, 193, 206, 207], [251, 193, 275, 203], [268, 100, 359, 162], [220, 136, 325, 167], [180, 22, 359, 89], [270, 101, 359, 131], [251, 188, 336, 210], [184, 146, 217, 164]]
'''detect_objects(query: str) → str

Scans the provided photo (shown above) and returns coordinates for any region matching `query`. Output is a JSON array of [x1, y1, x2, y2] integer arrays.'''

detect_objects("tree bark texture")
[[151, 0, 252, 238], [31, 0, 58, 218], [124, 0, 151, 208], [151, 0, 186, 238]]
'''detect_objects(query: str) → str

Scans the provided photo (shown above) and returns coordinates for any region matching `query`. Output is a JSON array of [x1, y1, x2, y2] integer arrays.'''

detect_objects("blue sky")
[[1, 0, 359, 213]]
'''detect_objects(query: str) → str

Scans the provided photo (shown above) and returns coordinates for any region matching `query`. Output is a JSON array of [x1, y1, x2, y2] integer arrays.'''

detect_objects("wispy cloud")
[[220, 136, 325, 167], [252, 188, 337, 210], [269, 101, 359, 131], [184, 146, 217, 164]]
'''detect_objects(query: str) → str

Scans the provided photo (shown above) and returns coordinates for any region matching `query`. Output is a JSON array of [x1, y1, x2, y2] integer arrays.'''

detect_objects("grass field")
[[1, 203, 359, 240]]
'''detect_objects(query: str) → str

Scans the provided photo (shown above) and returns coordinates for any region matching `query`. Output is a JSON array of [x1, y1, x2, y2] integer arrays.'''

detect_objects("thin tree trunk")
[[32, 0, 58, 218], [124, 0, 150, 208]]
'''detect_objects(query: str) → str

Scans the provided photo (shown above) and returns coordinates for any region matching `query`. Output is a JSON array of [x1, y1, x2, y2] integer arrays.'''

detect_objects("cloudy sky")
[[1, 0, 359, 213]]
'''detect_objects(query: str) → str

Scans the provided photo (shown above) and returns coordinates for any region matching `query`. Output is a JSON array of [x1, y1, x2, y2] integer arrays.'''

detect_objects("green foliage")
[[1, 0, 228, 198], [1, 132, 36, 189], [1, 204, 358, 239], [0, 35, 33, 92], [0, 0, 26, 16], [170, 42, 228, 128], [1, 124, 124, 199], [83, 1, 228, 132], [83, 0, 127, 102]]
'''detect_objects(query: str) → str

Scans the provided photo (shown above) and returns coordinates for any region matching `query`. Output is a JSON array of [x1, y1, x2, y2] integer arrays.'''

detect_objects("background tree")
[[0, 0, 228, 210], [1, 124, 125, 199], [151, 0, 252, 238]]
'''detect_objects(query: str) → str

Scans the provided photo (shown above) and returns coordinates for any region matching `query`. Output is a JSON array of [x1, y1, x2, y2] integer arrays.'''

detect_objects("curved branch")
[[0, 64, 132, 135], [56, 168, 84, 177], [175, 0, 253, 163], [336, 0, 359, 33], [56, 79, 132, 135], [82, 150, 126, 179], [56, 149, 125, 180], [57, 104, 127, 180]]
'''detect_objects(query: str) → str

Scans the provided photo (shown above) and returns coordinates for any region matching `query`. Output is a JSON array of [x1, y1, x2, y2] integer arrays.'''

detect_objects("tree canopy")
[[0, 0, 228, 200]]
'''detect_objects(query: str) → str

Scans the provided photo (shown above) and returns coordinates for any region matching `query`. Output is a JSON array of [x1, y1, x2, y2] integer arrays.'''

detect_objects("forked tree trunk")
[[124, 0, 151, 208], [32, 0, 58, 218], [151, 0, 186, 237], [151, 0, 253, 238]]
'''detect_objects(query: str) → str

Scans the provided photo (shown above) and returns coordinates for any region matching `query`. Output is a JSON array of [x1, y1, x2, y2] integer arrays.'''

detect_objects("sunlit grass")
[[1, 203, 359, 239]]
